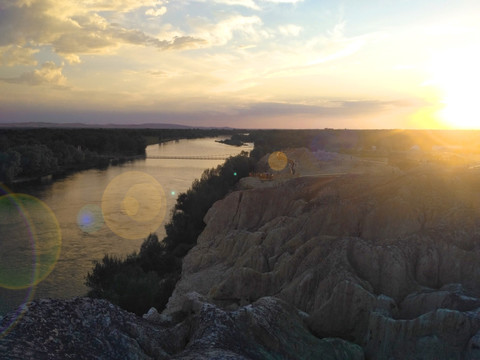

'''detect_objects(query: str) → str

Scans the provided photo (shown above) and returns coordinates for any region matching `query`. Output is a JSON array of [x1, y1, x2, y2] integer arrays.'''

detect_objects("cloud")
[[0, 45, 39, 66], [81, 0, 165, 12], [62, 53, 82, 64], [278, 24, 302, 37], [194, 15, 265, 46], [189, 0, 260, 10], [1, 0, 304, 67], [259, 20, 383, 79], [147, 70, 172, 77], [145, 6, 167, 16], [0, 61, 67, 86], [214, 0, 260, 10], [0, 0, 204, 65], [174, 99, 418, 128], [231, 101, 390, 117], [0, 97, 420, 129], [261, 0, 303, 3], [189, 0, 301, 10]]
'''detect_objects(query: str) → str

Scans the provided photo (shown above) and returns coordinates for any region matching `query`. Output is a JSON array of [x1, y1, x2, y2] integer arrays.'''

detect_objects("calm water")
[[0, 138, 252, 316]]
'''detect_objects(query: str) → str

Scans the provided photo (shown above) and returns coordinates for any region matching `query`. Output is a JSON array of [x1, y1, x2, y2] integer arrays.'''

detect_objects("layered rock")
[[165, 163, 480, 358], [365, 308, 480, 359]]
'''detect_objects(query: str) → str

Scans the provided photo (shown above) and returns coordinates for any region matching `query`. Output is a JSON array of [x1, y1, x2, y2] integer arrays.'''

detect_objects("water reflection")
[[0, 138, 252, 315]]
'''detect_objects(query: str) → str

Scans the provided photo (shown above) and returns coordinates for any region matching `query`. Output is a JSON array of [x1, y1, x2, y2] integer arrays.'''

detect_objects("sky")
[[0, 0, 479, 129]]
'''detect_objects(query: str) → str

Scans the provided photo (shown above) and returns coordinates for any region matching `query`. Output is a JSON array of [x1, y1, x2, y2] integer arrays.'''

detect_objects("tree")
[[0, 150, 22, 182]]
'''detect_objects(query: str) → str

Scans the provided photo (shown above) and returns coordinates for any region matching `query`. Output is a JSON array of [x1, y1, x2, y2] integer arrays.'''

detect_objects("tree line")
[[85, 152, 255, 315], [0, 129, 147, 182], [0, 128, 246, 183]]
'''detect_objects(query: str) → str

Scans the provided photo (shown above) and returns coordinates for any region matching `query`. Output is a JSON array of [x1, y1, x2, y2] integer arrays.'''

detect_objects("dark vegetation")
[[85, 152, 255, 315], [0, 129, 146, 183], [0, 128, 246, 183]]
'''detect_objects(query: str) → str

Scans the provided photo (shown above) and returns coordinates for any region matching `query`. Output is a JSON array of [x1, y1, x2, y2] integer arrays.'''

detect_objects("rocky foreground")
[[0, 296, 362, 359], [3, 149, 480, 359]]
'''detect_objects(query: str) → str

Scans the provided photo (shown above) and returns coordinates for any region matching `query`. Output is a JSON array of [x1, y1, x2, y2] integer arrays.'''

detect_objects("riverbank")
[[9, 154, 146, 186], [0, 138, 254, 318]]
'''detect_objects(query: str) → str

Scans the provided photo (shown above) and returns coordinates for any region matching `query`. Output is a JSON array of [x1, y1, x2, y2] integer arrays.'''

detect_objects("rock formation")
[[165, 158, 480, 358], [3, 150, 480, 359]]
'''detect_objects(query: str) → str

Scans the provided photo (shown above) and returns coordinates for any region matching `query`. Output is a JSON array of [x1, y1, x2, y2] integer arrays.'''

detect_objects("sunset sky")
[[0, 0, 479, 129]]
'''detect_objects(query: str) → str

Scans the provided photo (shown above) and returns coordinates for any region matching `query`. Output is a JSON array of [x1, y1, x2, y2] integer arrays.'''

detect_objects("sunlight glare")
[[430, 47, 480, 129]]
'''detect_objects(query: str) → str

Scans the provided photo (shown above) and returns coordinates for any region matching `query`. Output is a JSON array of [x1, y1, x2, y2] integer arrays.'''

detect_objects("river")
[[0, 137, 252, 316]]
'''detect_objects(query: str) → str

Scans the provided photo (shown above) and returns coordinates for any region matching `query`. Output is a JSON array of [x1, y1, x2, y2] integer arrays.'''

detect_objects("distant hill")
[[0, 122, 190, 129], [0, 122, 234, 130]]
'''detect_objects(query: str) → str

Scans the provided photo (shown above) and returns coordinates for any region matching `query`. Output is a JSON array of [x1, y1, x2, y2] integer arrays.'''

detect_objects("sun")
[[438, 92, 479, 129], [429, 47, 480, 129]]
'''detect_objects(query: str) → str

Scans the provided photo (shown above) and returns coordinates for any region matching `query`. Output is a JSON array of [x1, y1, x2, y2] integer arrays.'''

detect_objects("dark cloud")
[[0, 61, 67, 86], [0, 98, 423, 128], [232, 100, 415, 117], [0, 45, 38, 66]]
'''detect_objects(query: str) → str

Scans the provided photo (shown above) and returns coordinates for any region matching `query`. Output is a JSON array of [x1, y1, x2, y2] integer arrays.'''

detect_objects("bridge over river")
[[147, 154, 241, 160]]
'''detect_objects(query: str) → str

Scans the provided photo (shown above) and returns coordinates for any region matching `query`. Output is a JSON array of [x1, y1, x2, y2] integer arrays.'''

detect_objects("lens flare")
[[0, 286, 35, 339], [0, 186, 38, 339], [102, 171, 166, 240], [77, 204, 104, 234], [268, 151, 288, 171], [0, 193, 61, 290]]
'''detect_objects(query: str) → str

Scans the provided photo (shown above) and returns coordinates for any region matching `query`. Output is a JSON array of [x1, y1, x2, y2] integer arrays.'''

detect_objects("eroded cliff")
[[166, 158, 480, 359]]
